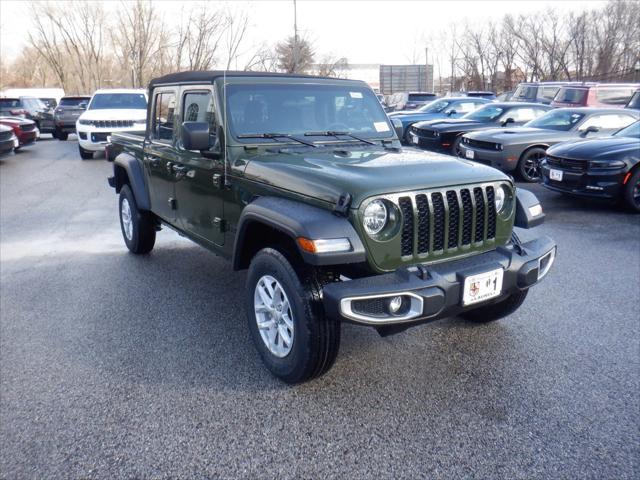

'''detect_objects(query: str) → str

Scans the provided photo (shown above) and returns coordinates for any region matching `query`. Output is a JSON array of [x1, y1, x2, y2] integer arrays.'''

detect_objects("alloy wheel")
[[121, 198, 133, 241], [254, 275, 294, 357]]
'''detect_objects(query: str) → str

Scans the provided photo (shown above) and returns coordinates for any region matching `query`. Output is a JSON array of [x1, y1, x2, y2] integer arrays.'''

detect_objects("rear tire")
[[78, 145, 93, 160], [460, 289, 529, 323], [118, 185, 156, 254], [517, 147, 546, 182], [622, 169, 640, 213], [246, 248, 340, 384], [451, 136, 463, 157], [56, 130, 68, 141]]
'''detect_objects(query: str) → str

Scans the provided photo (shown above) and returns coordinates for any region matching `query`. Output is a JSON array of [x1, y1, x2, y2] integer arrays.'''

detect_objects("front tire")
[[78, 145, 93, 160], [517, 147, 546, 182], [460, 289, 529, 323], [622, 169, 640, 213], [118, 185, 156, 254], [451, 136, 463, 157], [246, 248, 340, 384], [56, 129, 68, 141]]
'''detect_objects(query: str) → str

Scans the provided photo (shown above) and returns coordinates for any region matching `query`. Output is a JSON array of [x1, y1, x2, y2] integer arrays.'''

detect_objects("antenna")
[[223, 69, 227, 186]]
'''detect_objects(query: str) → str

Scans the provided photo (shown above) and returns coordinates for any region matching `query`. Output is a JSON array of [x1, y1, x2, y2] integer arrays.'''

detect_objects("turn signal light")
[[297, 237, 351, 254]]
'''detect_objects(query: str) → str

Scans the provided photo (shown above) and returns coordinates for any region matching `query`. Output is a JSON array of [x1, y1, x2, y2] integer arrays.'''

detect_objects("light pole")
[[293, 0, 298, 73]]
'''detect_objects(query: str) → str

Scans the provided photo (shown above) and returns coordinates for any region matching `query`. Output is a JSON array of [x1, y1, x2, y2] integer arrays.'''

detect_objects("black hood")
[[413, 118, 494, 133], [547, 136, 640, 161]]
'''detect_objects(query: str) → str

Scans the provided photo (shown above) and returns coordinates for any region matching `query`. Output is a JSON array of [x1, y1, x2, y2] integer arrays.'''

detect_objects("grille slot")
[[432, 193, 445, 251], [473, 187, 485, 243], [546, 155, 586, 172], [446, 191, 460, 248], [465, 138, 501, 151], [399, 197, 414, 257], [416, 194, 430, 254], [486, 186, 496, 239], [461, 189, 473, 245]]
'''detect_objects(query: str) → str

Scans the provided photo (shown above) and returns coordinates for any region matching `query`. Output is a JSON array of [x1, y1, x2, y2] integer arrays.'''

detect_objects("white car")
[[76, 89, 147, 159]]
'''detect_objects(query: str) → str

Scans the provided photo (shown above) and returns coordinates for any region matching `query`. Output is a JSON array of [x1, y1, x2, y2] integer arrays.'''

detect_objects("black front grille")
[[397, 185, 499, 258], [89, 120, 134, 128], [91, 132, 111, 142], [464, 138, 501, 151], [0, 131, 13, 141], [412, 126, 438, 138], [545, 155, 586, 172], [352, 298, 387, 317]]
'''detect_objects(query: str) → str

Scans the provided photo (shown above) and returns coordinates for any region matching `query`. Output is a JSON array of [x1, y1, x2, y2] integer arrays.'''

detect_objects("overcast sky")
[[1, 0, 604, 65]]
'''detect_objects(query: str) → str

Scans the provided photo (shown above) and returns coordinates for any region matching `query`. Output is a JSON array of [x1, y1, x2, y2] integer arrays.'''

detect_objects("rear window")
[[408, 94, 434, 101], [59, 97, 90, 107], [596, 87, 636, 106], [554, 88, 587, 104], [0, 99, 20, 108], [540, 86, 561, 101]]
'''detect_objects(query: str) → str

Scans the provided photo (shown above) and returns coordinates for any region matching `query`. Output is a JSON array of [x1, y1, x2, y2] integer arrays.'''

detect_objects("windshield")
[[614, 121, 640, 138], [226, 83, 393, 142], [0, 99, 20, 108], [513, 85, 536, 99], [89, 93, 147, 110], [408, 94, 434, 101], [417, 99, 451, 113], [60, 97, 89, 107], [525, 110, 585, 131], [463, 105, 504, 121]]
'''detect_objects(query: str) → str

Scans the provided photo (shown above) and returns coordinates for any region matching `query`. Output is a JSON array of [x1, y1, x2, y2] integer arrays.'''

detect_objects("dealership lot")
[[1, 139, 639, 478]]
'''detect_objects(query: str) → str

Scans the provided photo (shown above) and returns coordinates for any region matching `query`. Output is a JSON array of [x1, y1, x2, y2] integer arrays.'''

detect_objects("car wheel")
[[623, 168, 640, 213], [78, 145, 93, 160], [451, 136, 464, 157], [246, 248, 341, 384], [118, 185, 156, 254], [57, 131, 68, 141], [460, 289, 529, 323], [517, 148, 546, 182]]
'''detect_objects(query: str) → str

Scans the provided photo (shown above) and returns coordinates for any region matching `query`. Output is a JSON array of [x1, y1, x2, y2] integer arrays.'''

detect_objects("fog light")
[[388, 296, 403, 314]]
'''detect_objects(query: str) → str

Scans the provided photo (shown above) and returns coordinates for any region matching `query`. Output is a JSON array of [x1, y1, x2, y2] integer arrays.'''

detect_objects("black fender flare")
[[233, 196, 366, 270], [514, 188, 545, 228], [112, 153, 151, 211]]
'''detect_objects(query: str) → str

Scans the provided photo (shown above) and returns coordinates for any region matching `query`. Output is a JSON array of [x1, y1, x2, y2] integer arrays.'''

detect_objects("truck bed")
[[107, 131, 145, 161]]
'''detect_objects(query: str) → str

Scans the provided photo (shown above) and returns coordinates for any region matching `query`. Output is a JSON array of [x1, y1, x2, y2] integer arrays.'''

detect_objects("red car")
[[0, 117, 39, 148], [551, 83, 640, 108]]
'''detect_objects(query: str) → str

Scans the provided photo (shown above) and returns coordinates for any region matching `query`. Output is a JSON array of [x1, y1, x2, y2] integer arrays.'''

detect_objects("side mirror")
[[447, 109, 457, 117], [501, 117, 515, 127], [580, 125, 599, 137], [182, 121, 211, 151], [78, 102, 88, 110]]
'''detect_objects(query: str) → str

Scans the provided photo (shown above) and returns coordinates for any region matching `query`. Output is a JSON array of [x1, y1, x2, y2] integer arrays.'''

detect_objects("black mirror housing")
[[502, 117, 515, 126], [447, 110, 457, 116], [182, 121, 211, 151]]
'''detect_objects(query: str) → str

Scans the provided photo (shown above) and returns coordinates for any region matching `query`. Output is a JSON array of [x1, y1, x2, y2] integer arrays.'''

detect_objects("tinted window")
[[89, 93, 147, 110], [508, 107, 547, 122], [614, 121, 640, 138], [22, 97, 46, 109], [0, 99, 20, 108], [554, 88, 587, 104], [183, 91, 217, 134], [457, 101, 483, 113], [463, 105, 504, 121], [59, 97, 90, 107], [408, 94, 434, 101], [419, 99, 451, 113], [596, 87, 636, 106], [513, 85, 536, 99], [525, 110, 585, 131], [152, 92, 176, 141], [540, 86, 561, 101], [579, 113, 636, 130], [226, 84, 392, 140]]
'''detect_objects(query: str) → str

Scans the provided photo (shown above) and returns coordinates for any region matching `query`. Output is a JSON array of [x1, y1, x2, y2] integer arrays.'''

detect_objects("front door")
[[144, 89, 179, 223], [173, 88, 225, 246]]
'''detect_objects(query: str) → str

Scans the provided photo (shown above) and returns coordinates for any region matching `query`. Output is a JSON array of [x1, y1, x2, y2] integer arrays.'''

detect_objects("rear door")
[[173, 87, 225, 246], [144, 88, 180, 223]]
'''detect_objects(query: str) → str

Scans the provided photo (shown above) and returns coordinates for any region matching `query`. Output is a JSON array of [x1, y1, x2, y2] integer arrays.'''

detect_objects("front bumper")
[[407, 130, 446, 151], [55, 121, 79, 133], [77, 125, 141, 152], [540, 162, 625, 199], [459, 144, 519, 172], [323, 236, 556, 326], [17, 131, 37, 146]]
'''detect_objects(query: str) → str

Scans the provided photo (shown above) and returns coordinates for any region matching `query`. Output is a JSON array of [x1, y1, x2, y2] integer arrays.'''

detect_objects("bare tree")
[[315, 56, 349, 78], [275, 35, 314, 73], [243, 43, 280, 72]]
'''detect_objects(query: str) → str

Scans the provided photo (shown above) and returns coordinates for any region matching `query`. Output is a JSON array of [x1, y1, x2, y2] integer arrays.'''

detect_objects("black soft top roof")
[[149, 70, 356, 88]]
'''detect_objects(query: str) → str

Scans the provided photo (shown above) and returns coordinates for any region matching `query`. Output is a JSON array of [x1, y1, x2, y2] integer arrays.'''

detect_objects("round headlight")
[[363, 200, 388, 235], [495, 185, 508, 213]]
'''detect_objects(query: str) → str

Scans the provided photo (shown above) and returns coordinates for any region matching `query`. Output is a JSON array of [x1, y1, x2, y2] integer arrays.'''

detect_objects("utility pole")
[[293, 0, 298, 73]]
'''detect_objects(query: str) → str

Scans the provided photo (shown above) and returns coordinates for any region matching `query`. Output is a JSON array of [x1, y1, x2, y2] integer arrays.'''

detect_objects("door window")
[[509, 107, 546, 122], [579, 114, 637, 130], [152, 92, 176, 142]]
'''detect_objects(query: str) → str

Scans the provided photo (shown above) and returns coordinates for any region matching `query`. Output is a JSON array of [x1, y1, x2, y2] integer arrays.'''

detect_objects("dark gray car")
[[460, 108, 640, 182], [53, 96, 90, 140]]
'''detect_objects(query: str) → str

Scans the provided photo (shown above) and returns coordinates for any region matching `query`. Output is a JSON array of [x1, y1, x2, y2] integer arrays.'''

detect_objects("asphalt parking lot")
[[1, 137, 639, 479]]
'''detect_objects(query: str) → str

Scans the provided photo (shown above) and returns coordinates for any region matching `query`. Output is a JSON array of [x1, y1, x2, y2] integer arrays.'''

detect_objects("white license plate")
[[462, 268, 503, 306], [465, 149, 474, 159], [411, 135, 418, 145], [549, 169, 563, 181]]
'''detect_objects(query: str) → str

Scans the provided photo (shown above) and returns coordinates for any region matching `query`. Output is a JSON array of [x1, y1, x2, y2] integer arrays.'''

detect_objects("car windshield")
[[525, 110, 585, 131], [417, 99, 451, 113], [463, 105, 504, 121], [408, 94, 433, 101], [40, 98, 56, 108], [226, 83, 393, 141], [513, 85, 536, 99], [613, 121, 640, 138], [0, 99, 20, 108], [59, 97, 89, 107], [89, 93, 147, 110]]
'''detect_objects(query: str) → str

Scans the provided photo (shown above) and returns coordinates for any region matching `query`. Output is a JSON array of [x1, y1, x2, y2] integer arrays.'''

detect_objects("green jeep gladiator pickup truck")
[[108, 71, 556, 384]]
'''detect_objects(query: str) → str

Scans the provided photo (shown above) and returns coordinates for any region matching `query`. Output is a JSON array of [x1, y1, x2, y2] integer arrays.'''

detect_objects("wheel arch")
[[519, 144, 550, 162], [112, 153, 151, 211]]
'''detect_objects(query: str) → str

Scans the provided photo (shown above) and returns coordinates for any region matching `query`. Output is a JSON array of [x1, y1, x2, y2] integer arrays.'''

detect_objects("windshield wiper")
[[304, 131, 376, 145], [237, 133, 317, 148]]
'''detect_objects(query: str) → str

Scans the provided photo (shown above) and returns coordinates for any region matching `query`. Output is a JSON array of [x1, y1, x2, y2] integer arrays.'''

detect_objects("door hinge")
[[213, 217, 227, 232], [168, 197, 177, 210]]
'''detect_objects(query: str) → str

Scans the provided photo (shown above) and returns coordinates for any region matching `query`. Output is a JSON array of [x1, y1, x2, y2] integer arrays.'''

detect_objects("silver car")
[[460, 108, 639, 182]]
